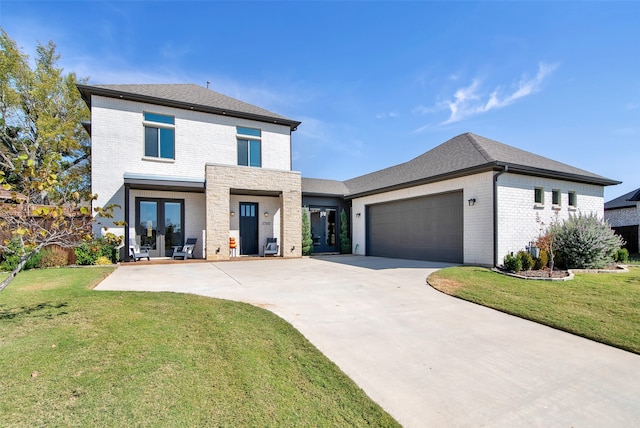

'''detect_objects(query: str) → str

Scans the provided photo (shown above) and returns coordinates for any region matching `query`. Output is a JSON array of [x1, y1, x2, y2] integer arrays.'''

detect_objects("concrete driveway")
[[96, 256, 640, 427]]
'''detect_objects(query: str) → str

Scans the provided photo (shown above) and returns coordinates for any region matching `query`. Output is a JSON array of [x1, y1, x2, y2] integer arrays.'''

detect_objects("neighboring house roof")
[[301, 178, 350, 196], [605, 187, 640, 210], [343, 133, 620, 198], [76, 83, 301, 131]]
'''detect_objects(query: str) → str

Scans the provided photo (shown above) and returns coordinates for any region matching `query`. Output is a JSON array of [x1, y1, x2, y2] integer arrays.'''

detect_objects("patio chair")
[[129, 238, 150, 262], [172, 237, 197, 260], [263, 237, 279, 257]]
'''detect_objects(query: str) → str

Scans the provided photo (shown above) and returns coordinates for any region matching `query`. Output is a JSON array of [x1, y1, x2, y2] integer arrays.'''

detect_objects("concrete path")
[[96, 256, 640, 427]]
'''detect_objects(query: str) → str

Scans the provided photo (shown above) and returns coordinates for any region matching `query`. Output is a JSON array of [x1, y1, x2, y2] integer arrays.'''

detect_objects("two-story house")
[[78, 84, 302, 261]]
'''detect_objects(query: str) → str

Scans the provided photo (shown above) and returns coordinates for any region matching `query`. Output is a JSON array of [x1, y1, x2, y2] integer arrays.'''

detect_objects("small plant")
[[517, 250, 534, 271], [74, 234, 122, 265], [39, 246, 70, 268], [503, 252, 522, 272], [94, 256, 113, 266], [533, 249, 549, 270], [301, 209, 313, 256], [339, 209, 350, 254], [615, 248, 629, 263]]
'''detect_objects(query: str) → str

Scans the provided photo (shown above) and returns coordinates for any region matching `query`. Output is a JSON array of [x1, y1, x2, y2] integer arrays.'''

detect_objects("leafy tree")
[[0, 30, 99, 291], [301, 208, 313, 256], [339, 208, 350, 254]]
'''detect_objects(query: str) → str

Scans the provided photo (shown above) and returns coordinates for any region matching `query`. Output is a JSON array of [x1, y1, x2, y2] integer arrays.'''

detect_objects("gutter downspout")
[[493, 165, 508, 267]]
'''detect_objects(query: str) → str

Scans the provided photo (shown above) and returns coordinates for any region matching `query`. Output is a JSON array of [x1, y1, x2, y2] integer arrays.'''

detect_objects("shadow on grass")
[[0, 302, 68, 320]]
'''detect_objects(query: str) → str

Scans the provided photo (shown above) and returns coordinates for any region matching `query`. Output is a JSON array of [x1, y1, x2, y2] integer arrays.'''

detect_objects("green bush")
[[551, 213, 624, 269], [615, 248, 629, 263], [503, 252, 522, 272], [0, 239, 40, 271], [517, 250, 534, 271], [301, 209, 313, 256], [533, 249, 549, 270], [339, 209, 351, 254], [39, 246, 70, 268], [74, 234, 122, 265]]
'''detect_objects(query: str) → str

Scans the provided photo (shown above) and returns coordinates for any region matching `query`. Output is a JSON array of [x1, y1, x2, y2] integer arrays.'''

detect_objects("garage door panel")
[[366, 191, 463, 263]]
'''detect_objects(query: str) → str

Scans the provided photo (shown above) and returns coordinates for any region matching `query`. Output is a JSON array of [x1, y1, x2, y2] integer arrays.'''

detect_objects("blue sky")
[[2, 1, 639, 201]]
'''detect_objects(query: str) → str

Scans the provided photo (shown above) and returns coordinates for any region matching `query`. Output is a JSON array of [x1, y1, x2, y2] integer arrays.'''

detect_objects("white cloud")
[[376, 111, 399, 119], [413, 62, 558, 130], [442, 63, 558, 124]]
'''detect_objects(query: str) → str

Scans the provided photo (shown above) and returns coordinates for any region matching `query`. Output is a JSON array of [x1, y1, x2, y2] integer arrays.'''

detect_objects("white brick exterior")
[[89, 94, 297, 259], [352, 171, 495, 265], [351, 171, 607, 266], [496, 173, 604, 262], [605, 205, 640, 228]]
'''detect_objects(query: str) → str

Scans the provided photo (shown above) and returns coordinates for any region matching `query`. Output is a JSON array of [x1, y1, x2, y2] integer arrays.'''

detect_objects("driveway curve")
[[96, 256, 640, 427]]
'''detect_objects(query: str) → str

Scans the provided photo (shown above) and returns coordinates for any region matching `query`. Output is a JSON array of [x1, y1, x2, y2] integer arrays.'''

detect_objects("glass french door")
[[309, 207, 338, 253], [136, 198, 184, 257]]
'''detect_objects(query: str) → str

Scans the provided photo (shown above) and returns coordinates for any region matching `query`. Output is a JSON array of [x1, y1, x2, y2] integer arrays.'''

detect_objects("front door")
[[239, 202, 258, 255], [309, 207, 338, 253], [136, 198, 184, 257]]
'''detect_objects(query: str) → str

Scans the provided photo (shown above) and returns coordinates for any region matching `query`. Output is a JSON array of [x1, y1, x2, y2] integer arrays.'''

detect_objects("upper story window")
[[534, 187, 544, 205], [144, 112, 175, 160], [552, 189, 561, 206], [568, 191, 577, 207], [237, 126, 261, 167]]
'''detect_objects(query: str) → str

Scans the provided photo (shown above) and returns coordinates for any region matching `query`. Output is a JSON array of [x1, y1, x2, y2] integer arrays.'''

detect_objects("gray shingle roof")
[[77, 83, 301, 130], [301, 178, 351, 196], [342, 133, 619, 197], [605, 187, 640, 210]]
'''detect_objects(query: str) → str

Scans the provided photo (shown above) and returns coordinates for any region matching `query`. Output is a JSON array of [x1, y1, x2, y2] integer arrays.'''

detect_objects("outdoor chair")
[[172, 237, 197, 260], [129, 238, 150, 262], [263, 237, 279, 257]]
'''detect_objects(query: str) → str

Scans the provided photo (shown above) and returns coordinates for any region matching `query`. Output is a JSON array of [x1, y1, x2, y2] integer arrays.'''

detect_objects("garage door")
[[366, 191, 463, 263]]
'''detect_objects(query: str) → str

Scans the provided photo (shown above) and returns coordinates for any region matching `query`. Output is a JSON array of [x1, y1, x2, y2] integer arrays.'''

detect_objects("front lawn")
[[0, 267, 398, 427], [428, 266, 640, 354]]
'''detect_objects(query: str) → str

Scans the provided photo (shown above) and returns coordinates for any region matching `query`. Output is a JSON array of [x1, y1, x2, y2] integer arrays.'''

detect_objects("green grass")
[[429, 266, 640, 354], [0, 267, 398, 427]]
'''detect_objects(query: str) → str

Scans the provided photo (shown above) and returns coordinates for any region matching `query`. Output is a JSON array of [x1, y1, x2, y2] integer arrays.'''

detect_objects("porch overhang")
[[123, 173, 205, 193]]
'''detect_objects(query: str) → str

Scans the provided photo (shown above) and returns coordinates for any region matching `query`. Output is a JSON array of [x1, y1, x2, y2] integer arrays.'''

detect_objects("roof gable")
[[605, 187, 640, 210], [342, 133, 619, 197], [77, 83, 301, 130]]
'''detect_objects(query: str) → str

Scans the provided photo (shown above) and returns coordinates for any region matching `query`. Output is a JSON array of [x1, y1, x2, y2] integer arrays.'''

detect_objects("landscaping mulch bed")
[[514, 268, 570, 279]]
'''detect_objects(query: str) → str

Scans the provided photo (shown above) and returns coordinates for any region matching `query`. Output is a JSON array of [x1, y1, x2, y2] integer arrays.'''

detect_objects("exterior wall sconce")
[[356, 212, 361, 217], [230, 211, 235, 217], [468, 198, 476, 206], [264, 211, 269, 218]]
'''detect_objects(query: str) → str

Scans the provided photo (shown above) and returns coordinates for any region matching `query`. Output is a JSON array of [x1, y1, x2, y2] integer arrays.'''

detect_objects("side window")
[[237, 126, 261, 167], [144, 112, 175, 160], [568, 191, 577, 207], [552, 189, 561, 206], [534, 187, 544, 205]]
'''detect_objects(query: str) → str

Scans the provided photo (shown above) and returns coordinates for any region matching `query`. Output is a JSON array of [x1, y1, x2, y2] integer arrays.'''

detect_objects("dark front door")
[[309, 207, 338, 253], [240, 202, 259, 255], [136, 198, 184, 257]]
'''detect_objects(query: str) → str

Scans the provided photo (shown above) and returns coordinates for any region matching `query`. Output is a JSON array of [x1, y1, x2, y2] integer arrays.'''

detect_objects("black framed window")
[[144, 112, 175, 159]]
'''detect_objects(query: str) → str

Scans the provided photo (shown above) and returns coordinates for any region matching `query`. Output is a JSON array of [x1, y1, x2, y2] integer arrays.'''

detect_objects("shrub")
[[503, 252, 522, 272], [94, 256, 113, 266], [533, 249, 549, 270], [0, 239, 40, 271], [551, 213, 624, 269], [517, 251, 534, 271], [39, 246, 70, 268], [615, 248, 629, 263], [301, 209, 313, 256], [339, 209, 351, 254], [74, 234, 122, 265]]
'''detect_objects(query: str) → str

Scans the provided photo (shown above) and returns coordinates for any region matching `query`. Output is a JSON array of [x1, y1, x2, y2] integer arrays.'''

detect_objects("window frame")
[[237, 126, 262, 167], [534, 187, 544, 205], [143, 112, 175, 161], [552, 189, 561, 206], [568, 191, 577, 208]]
